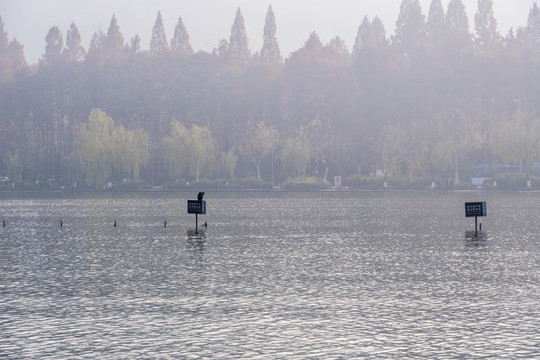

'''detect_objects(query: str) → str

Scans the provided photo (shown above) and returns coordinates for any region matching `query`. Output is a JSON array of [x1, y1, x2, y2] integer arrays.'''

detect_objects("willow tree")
[[75, 109, 116, 188], [114, 127, 149, 181], [492, 111, 540, 178], [189, 125, 217, 180], [240, 121, 276, 179], [74, 108, 149, 188], [382, 126, 408, 179], [280, 136, 311, 179], [219, 150, 237, 180], [163, 120, 217, 181], [163, 120, 189, 180]]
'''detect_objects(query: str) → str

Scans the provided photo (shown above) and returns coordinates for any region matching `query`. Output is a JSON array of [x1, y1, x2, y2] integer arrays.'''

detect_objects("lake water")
[[1, 191, 539, 359]]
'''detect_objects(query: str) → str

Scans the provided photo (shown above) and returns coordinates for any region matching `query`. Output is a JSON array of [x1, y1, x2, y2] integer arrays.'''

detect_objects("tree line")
[[1, 0, 540, 190]]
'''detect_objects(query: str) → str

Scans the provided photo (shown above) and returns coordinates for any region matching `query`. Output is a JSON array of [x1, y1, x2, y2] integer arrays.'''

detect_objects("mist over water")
[[1, 192, 539, 358]]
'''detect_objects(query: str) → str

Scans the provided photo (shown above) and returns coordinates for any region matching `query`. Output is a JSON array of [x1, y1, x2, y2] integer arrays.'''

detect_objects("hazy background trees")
[[1, 2, 540, 189]]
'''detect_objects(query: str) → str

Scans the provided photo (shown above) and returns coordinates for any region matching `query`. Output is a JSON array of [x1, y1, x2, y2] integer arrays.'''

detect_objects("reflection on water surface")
[[1, 191, 539, 358]]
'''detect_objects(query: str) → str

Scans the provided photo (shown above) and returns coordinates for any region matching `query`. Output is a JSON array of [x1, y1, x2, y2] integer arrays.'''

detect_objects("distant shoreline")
[[2, 187, 539, 197]]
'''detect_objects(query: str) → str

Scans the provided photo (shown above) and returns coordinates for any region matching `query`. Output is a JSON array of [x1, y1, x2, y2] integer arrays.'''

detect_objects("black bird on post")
[[197, 191, 205, 202]]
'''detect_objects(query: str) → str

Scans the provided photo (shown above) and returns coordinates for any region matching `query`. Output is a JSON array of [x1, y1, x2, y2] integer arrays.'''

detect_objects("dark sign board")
[[187, 200, 206, 214], [465, 202, 486, 217]]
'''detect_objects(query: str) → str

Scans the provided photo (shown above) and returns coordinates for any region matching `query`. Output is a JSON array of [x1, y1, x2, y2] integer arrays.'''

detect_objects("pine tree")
[[42, 26, 63, 64], [64, 22, 86, 61], [354, 16, 387, 52], [475, 0, 500, 48], [0, 16, 8, 54], [171, 16, 193, 56], [446, 0, 469, 34], [354, 16, 371, 52], [372, 17, 387, 45], [8, 39, 28, 73], [426, 0, 447, 44], [229, 7, 250, 60], [104, 15, 125, 58], [127, 35, 141, 55], [89, 29, 105, 54], [260, 5, 281, 64], [150, 11, 169, 54], [0, 15, 11, 79], [304, 32, 323, 51], [327, 36, 349, 56], [393, 0, 426, 51]]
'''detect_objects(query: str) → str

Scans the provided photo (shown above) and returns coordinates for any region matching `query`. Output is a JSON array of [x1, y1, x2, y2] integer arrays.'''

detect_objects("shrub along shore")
[[2, 174, 540, 192]]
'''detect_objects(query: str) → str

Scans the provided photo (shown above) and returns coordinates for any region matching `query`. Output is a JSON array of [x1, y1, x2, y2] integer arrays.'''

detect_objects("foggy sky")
[[0, 0, 534, 64]]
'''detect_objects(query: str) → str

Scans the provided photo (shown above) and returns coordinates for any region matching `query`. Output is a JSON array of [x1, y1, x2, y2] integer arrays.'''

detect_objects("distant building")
[[471, 163, 540, 186]]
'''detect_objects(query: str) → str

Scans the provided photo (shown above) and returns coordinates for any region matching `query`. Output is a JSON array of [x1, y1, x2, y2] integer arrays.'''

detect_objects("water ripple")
[[1, 193, 540, 358]]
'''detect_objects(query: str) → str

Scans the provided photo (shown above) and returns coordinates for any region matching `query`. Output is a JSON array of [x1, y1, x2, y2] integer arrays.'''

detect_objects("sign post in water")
[[188, 192, 206, 232], [465, 201, 486, 236]]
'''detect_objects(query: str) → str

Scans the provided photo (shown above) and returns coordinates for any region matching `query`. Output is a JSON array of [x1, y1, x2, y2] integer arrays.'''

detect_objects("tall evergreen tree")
[[42, 26, 63, 64], [354, 16, 387, 52], [524, 2, 540, 46], [475, 0, 500, 48], [354, 16, 372, 52], [260, 5, 281, 64], [0, 16, 11, 80], [327, 36, 349, 56], [88, 29, 105, 61], [229, 7, 250, 60], [8, 39, 28, 73], [426, 0, 447, 44], [104, 15, 125, 58], [371, 17, 388, 45], [150, 11, 169, 53], [64, 22, 86, 61], [0, 16, 8, 54], [171, 16, 193, 56], [303, 31, 323, 51], [89, 29, 105, 50], [127, 35, 141, 55], [393, 0, 425, 51], [446, 0, 469, 34]]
